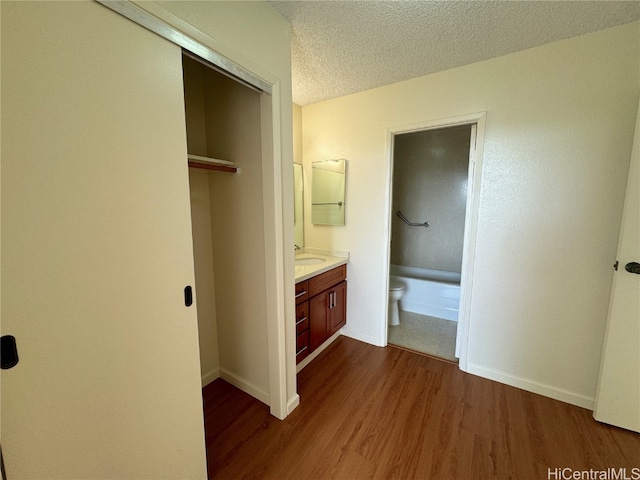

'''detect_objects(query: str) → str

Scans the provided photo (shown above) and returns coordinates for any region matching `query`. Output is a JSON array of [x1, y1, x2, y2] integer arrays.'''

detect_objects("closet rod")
[[187, 154, 240, 174], [188, 160, 239, 174]]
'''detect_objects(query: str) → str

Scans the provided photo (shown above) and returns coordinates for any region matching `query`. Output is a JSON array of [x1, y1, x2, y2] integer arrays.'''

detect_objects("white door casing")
[[384, 112, 486, 371], [1, 2, 207, 477], [593, 100, 640, 433]]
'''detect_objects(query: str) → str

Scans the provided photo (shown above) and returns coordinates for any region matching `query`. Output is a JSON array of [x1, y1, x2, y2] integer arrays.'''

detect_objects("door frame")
[[383, 112, 486, 371]]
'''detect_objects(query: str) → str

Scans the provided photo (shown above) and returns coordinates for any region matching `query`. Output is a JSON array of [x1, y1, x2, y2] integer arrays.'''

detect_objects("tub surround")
[[295, 248, 349, 282], [390, 264, 461, 322]]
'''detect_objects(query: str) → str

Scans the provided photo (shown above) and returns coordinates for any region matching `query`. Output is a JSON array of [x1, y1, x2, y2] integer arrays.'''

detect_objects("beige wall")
[[391, 125, 471, 272], [302, 22, 640, 407]]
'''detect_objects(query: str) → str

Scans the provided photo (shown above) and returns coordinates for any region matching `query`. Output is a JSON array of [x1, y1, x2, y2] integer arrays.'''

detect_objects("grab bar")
[[396, 211, 430, 227], [312, 202, 343, 206]]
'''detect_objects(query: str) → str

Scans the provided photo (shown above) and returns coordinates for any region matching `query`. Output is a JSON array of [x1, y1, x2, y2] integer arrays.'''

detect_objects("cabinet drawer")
[[308, 264, 346, 298], [296, 330, 309, 352], [296, 302, 309, 335], [296, 347, 309, 364], [295, 280, 309, 305]]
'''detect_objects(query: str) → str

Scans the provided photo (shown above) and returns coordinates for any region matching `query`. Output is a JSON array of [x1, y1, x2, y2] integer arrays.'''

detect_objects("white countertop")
[[294, 249, 349, 282]]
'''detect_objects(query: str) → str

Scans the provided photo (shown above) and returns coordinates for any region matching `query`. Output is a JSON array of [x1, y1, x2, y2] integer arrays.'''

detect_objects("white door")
[[593, 101, 640, 433], [1, 2, 207, 478]]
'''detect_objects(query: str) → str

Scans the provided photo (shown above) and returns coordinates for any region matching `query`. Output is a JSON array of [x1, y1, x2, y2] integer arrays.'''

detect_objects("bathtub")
[[389, 264, 461, 322]]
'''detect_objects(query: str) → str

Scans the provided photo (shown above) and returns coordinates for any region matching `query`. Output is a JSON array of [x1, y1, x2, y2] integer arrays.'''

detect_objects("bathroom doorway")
[[385, 114, 484, 366]]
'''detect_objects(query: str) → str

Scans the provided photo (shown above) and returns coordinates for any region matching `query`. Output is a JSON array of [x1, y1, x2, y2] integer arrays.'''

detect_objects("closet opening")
[[103, 0, 293, 425], [182, 51, 276, 417]]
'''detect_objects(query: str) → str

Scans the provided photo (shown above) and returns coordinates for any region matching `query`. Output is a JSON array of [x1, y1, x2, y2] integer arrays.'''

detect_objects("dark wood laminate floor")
[[203, 336, 640, 479]]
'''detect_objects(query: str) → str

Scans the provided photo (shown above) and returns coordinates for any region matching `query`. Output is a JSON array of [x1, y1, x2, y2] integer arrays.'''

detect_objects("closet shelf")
[[187, 154, 240, 174]]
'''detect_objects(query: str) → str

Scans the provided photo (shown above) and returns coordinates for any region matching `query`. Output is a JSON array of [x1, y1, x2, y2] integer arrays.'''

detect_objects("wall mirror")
[[293, 163, 304, 248], [311, 159, 347, 226]]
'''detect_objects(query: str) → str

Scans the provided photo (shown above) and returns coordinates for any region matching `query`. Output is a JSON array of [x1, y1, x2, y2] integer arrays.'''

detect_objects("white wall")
[[302, 22, 640, 407]]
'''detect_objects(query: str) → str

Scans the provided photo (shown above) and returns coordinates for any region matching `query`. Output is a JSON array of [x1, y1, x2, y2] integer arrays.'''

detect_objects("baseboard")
[[219, 367, 270, 406], [201, 367, 220, 387], [466, 362, 595, 410], [297, 330, 342, 372], [287, 394, 300, 415], [341, 327, 384, 347]]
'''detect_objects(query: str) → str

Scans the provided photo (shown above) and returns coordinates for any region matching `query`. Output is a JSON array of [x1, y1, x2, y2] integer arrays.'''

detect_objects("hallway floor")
[[387, 310, 457, 362]]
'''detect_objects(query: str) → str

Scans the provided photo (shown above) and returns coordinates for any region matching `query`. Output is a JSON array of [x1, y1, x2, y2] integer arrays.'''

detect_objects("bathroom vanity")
[[295, 252, 348, 365]]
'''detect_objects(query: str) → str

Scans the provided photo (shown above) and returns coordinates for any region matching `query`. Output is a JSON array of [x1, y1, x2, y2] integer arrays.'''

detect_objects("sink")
[[295, 257, 326, 266]]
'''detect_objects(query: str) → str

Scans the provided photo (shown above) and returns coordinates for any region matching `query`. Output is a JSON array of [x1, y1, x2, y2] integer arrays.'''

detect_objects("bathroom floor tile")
[[388, 310, 457, 362]]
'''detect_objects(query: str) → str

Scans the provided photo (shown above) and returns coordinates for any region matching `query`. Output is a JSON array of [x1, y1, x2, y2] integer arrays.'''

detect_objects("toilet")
[[388, 280, 405, 326]]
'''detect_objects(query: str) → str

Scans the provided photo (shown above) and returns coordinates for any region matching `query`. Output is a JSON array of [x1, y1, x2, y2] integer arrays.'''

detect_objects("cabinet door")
[[309, 292, 329, 351], [1, 2, 206, 478], [328, 281, 347, 335], [309, 281, 347, 352]]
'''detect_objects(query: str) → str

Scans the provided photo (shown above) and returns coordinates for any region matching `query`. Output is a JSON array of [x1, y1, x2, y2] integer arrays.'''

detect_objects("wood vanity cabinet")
[[296, 265, 347, 362], [295, 280, 310, 363]]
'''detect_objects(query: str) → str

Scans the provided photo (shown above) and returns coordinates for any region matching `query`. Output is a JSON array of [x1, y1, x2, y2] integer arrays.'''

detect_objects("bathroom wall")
[[391, 126, 471, 272], [302, 22, 639, 408]]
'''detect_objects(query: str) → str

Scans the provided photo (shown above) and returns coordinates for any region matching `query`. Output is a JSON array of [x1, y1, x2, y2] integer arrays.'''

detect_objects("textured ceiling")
[[269, 1, 640, 106]]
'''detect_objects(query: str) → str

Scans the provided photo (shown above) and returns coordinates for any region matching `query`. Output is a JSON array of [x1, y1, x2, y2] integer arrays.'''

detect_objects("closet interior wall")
[[184, 54, 270, 401]]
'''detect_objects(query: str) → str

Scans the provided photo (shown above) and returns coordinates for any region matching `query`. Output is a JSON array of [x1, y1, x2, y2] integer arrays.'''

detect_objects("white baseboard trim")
[[341, 327, 384, 347], [466, 362, 595, 410], [287, 394, 300, 415], [296, 330, 342, 372], [201, 367, 220, 387], [219, 367, 270, 406]]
